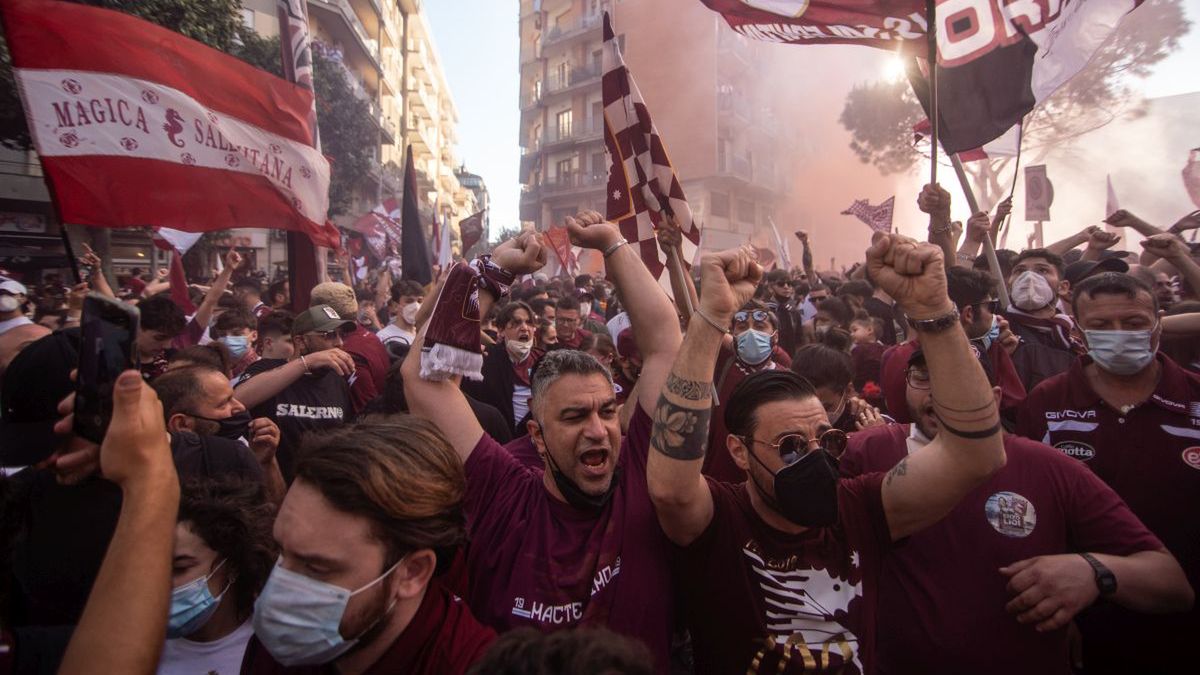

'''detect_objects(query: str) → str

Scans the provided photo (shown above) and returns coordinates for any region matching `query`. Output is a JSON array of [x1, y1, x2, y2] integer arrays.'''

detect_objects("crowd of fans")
[[0, 189, 1197, 674]]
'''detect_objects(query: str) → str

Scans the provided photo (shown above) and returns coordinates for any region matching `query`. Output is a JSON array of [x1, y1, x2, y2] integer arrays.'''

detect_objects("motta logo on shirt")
[[1054, 440, 1096, 462], [274, 404, 344, 420], [984, 491, 1037, 538], [1182, 447, 1200, 471]]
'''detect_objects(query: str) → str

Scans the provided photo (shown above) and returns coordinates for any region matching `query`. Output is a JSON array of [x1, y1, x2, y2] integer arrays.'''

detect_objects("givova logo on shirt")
[[985, 491, 1037, 538]]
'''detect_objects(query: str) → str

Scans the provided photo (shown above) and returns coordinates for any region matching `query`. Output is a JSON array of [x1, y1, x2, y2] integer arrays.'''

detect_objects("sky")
[[425, 0, 1200, 242]]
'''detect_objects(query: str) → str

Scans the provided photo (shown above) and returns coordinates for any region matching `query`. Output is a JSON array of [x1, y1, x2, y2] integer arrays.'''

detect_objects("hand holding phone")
[[74, 293, 139, 444]]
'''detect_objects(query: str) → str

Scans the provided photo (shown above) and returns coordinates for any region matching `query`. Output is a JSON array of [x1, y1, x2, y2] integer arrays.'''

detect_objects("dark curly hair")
[[177, 477, 278, 621], [467, 627, 653, 675]]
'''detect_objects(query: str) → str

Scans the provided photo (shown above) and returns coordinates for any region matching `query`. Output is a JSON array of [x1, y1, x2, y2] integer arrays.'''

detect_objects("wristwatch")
[[1080, 553, 1118, 597], [906, 307, 960, 334]]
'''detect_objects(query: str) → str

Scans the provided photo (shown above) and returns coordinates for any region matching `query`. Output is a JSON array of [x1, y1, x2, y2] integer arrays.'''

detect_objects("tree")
[[839, 0, 1191, 211]]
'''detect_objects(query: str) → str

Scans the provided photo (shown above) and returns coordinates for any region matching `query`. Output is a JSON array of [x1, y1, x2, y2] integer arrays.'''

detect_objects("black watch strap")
[[906, 308, 960, 334], [1080, 553, 1118, 597]]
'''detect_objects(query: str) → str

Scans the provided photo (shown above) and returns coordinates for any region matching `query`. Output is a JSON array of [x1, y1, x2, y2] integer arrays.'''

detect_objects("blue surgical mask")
[[735, 329, 774, 366], [1085, 329, 1156, 376], [252, 558, 399, 666], [219, 335, 251, 359], [167, 559, 229, 639], [976, 315, 1001, 352]]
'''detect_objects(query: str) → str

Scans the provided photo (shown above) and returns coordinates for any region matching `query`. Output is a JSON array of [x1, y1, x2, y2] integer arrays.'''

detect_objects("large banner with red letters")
[[700, 0, 1143, 153], [1, 0, 339, 247]]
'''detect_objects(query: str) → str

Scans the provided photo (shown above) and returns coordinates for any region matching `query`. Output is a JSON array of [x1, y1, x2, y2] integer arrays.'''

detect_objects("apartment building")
[[518, 0, 795, 252]]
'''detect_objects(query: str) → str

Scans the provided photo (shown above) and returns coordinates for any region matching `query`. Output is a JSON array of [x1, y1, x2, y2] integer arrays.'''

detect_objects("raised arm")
[[919, 183, 956, 266], [956, 211, 992, 267], [79, 244, 116, 299], [866, 235, 1005, 540], [58, 371, 179, 675], [1140, 234, 1200, 297], [1079, 228, 1122, 263], [567, 211, 682, 416], [402, 233, 546, 461], [655, 216, 699, 324], [797, 230, 816, 282], [648, 247, 762, 545], [192, 250, 240, 330], [989, 196, 1013, 243], [1044, 227, 1094, 257]]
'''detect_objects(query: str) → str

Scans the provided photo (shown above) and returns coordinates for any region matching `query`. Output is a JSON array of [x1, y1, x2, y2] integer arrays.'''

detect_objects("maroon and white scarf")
[[420, 256, 515, 381]]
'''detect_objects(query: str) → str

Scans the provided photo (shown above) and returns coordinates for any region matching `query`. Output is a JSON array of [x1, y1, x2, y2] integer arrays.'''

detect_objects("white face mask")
[[1010, 271, 1057, 312], [506, 337, 533, 361], [400, 302, 420, 326]]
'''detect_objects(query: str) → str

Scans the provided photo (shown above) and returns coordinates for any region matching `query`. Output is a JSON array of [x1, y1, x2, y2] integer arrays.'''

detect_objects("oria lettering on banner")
[[1, 0, 338, 247]]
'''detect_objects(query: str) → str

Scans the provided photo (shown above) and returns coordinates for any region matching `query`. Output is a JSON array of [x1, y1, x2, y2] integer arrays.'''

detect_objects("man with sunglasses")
[[234, 305, 356, 481], [700, 301, 789, 483], [840, 348, 1189, 675], [766, 269, 802, 356], [647, 237, 1007, 674]]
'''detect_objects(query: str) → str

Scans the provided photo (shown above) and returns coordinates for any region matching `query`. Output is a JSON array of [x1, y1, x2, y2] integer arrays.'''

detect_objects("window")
[[551, 206, 576, 225], [591, 101, 603, 132], [592, 152, 606, 178], [593, 49, 602, 74], [556, 158, 573, 184], [556, 109, 573, 140], [738, 199, 755, 223], [555, 61, 569, 88], [711, 192, 730, 218]]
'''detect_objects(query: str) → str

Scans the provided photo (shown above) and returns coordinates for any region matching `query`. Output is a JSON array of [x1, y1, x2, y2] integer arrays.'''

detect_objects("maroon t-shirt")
[[676, 475, 891, 674], [557, 327, 592, 350], [841, 424, 1164, 675], [240, 584, 494, 675], [341, 323, 390, 414], [1015, 353, 1200, 671], [462, 405, 673, 672]]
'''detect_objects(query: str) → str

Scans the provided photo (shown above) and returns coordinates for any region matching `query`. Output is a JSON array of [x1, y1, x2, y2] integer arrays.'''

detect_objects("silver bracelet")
[[694, 308, 730, 335], [602, 238, 629, 259], [299, 354, 310, 374]]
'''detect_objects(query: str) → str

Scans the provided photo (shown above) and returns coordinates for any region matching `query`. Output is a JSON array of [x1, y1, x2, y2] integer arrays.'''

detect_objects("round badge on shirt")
[[1182, 447, 1200, 471], [984, 491, 1037, 538]]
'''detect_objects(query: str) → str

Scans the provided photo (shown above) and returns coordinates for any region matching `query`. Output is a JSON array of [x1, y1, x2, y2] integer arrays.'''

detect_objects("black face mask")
[[537, 421, 619, 513], [188, 409, 252, 442], [747, 443, 840, 528]]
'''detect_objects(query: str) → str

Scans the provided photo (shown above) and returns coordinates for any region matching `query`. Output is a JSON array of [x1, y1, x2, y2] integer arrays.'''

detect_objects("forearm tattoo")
[[885, 457, 909, 486], [651, 396, 711, 461], [664, 373, 709, 402]]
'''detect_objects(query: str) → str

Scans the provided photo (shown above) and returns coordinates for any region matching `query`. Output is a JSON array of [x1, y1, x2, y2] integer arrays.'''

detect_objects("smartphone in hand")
[[74, 293, 139, 444]]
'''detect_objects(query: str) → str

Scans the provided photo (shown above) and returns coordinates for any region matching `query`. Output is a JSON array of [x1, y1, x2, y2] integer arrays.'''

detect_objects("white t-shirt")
[[157, 620, 253, 675], [513, 384, 532, 426], [0, 316, 33, 336], [375, 323, 415, 346]]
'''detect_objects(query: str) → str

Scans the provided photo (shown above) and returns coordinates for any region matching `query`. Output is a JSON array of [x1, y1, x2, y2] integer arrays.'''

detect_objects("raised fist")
[[225, 249, 244, 270], [966, 211, 991, 242], [566, 210, 621, 251], [1086, 227, 1121, 250], [917, 183, 951, 221], [994, 196, 1013, 219], [1140, 233, 1191, 261], [865, 234, 953, 320], [697, 246, 763, 320], [492, 231, 547, 275]]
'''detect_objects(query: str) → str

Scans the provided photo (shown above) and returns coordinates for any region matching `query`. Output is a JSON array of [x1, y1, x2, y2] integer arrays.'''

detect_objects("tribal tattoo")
[[651, 396, 711, 461], [664, 373, 709, 402]]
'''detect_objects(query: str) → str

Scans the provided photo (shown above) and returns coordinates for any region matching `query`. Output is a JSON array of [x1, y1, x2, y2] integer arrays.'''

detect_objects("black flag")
[[400, 144, 432, 285]]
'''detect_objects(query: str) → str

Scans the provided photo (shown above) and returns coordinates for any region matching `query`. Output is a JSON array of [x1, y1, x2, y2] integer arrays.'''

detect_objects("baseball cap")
[[0, 329, 78, 466], [1065, 258, 1129, 287], [291, 304, 354, 336], [0, 279, 28, 295]]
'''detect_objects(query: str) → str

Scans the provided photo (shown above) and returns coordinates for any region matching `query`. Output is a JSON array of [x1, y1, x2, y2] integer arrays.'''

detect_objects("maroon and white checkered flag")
[[602, 12, 699, 297], [841, 196, 895, 234]]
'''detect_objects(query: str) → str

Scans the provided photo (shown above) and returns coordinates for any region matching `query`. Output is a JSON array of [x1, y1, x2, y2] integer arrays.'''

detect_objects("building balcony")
[[409, 81, 436, 112], [717, 29, 754, 74], [540, 116, 603, 152], [716, 153, 753, 182], [545, 64, 601, 96], [542, 13, 601, 49], [309, 0, 381, 68], [541, 172, 606, 196]]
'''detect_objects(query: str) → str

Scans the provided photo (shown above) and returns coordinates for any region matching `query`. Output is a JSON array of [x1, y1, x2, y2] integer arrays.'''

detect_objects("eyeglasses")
[[740, 428, 849, 464], [733, 310, 771, 325], [556, 316, 579, 325], [310, 329, 341, 341], [906, 368, 931, 390], [974, 300, 1000, 314]]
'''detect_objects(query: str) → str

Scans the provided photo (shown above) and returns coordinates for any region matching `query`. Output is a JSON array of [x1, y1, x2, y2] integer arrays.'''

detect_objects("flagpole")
[[926, 0, 939, 185], [950, 154, 1011, 310]]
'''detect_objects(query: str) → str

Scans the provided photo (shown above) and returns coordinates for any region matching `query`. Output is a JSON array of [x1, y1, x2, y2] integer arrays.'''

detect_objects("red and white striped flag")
[[842, 196, 895, 233], [601, 12, 700, 295], [2, 0, 337, 247]]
